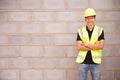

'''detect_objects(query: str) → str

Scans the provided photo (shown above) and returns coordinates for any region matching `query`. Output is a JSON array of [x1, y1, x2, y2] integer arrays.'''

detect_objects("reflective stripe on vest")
[[76, 25, 103, 64], [77, 54, 101, 59]]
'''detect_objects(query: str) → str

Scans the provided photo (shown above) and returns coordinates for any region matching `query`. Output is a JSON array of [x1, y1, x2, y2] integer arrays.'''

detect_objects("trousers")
[[79, 64, 101, 80]]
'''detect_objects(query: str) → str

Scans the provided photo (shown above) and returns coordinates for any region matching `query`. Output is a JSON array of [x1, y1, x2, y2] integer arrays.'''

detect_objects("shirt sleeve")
[[98, 30, 105, 41], [76, 33, 82, 41]]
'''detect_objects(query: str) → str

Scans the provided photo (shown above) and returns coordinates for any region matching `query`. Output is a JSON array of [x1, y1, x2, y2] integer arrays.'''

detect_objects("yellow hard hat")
[[84, 8, 96, 17]]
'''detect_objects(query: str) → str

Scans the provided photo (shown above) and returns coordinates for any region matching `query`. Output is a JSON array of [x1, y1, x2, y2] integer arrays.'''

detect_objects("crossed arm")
[[76, 40, 105, 51]]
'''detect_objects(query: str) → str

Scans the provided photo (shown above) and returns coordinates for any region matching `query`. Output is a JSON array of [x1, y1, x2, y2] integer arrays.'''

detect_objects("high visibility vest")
[[76, 25, 103, 64]]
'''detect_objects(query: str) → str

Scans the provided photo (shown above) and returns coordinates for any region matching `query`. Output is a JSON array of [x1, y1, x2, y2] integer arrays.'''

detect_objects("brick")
[[21, 46, 42, 57], [0, 46, 19, 57], [55, 34, 76, 45], [114, 0, 120, 8], [31, 35, 54, 45], [101, 70, 113, 80], [105, 34, 120, 44], [88, 71, 92, 80], [79, 12, 84, 21], [0, 70, 19, 80], [0, 0, 17, 10], [10, 58, 32, 69], [20, 0, 41, 9], [33, 58, 56, 68], [21, 23, 42, 33], [21, 70, 42, 80], [0, 24, 19, 33], [56, 58, 77, 68], [0, 58, 8, 69], [44, 23, 66, 33], [104, 11, 120, 21], [9, 12, 30, 21], [44, 46, 66, 57], [91, 0, 114, 9], [96, 22, 115, 33], [115, 71, 120, 80], [103, 57, 120, 69], [8, 35, 30, 45], [68, 22, 85, 33], [0, 12, 7, 21], [67, 46, 78, 57], [67, 0, 88, 9], [114, 22, 120, 32], [43, 0, 65, 9], [103, 45, 114, 56], [56, 12, 78, 21], [67, 70, 78, 80], [32, 12, 54, 21], [96, 11, 104, 21], [114, 45, 120, 56], [44, 70, 66, 80], [0, 35, 7, 44]]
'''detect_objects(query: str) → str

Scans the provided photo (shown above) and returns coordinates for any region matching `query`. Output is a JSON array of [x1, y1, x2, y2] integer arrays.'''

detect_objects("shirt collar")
[[86, 25, 95, 32]]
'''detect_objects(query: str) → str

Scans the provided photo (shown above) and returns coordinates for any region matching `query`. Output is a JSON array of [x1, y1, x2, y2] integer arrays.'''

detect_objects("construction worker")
[[76, 8, 105, 80]]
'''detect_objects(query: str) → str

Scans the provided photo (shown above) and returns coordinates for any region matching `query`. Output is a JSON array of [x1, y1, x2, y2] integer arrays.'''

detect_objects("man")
[[76, 8, 105, 80]]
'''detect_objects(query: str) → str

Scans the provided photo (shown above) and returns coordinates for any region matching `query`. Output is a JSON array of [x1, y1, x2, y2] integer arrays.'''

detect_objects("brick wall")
[[0, 0, 120, 80]]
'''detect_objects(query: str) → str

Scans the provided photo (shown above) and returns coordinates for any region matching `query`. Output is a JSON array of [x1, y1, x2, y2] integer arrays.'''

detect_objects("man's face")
[[85, 16, 95, 27]]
